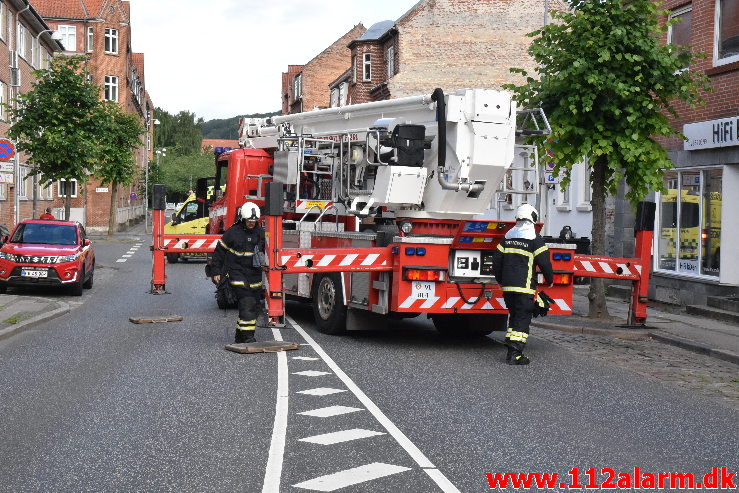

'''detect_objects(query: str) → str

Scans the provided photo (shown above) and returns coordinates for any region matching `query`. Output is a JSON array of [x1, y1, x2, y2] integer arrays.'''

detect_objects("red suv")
[[0, 219, 95, 296]]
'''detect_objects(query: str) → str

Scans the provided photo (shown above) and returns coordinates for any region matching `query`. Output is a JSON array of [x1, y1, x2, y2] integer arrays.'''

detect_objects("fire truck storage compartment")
[[373, 166, 427, 206]]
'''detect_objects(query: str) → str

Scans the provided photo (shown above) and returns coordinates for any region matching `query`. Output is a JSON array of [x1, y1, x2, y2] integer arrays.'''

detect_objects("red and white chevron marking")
[[397, 295, 572, 312], [280, 253, 389, 269], [574, 259, 642, 277], [163, 238, 220, 250]]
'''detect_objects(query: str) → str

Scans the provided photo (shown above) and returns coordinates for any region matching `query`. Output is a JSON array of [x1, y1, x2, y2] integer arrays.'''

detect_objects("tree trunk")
[[108, 182, 118, 237], [588, 156, 610, 319]]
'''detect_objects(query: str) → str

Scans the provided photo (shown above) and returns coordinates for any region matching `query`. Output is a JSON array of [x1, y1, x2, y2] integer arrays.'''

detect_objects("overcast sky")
[[129, 0, 417, 122]]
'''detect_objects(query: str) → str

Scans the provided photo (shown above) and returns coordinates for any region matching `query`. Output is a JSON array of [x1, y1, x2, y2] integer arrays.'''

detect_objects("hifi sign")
[[684, 116, 739, 150]]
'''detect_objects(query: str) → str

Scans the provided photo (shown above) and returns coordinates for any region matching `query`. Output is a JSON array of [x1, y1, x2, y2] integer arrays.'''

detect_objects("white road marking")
[[292, 370, 330, 377], [297, 388, 346, 396], [298, 405, 363, 418], [262, 328, 288, 493], [287, 316, 453, 478], [299, 428, 385, 446], [293, 462, 411, 492], [116, 259, 126, 263], [123, 255, 132, 258], [292, 356, 319, 361]]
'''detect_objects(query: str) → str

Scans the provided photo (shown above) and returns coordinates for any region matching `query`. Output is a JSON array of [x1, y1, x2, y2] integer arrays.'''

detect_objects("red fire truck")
[[151, 88, 653, 334]]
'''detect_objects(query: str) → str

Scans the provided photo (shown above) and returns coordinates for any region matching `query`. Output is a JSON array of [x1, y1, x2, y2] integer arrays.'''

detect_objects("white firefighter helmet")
[[515, 203, 539, 223], [238, 201, 261, 222]]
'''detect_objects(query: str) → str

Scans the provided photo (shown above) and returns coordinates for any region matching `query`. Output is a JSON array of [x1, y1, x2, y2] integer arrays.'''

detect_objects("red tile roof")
[[202, 139, 239, 151], [32, 0, 88, 18]]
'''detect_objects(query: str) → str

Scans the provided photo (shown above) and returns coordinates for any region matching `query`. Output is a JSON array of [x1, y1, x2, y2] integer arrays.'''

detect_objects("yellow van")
[[164, 194, 209, 263]]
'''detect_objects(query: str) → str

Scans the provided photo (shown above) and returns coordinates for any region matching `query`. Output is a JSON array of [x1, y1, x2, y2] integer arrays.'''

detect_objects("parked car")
[[0, 220, 95, 296]]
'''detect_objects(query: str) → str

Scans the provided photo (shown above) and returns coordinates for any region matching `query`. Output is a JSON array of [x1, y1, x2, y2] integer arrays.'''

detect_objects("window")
[[0, 80, 5, 121], [58, 25, 76, 51], [668, 5, 692, 70], [87, 26, 93, 52], [16, 22, 25, 59], [59, 179, 78, 198], [104, 75, 118, 102], [0, 184, 6, 200], [0, 2, 6, 42], [104, 28, 118, 54], [386, 45, 395, 78], [330, 87, 339, 108], [293, 73, 302, 99], [339, 82, 348, 106], [556, 182, 571, 211], [351, 55, 357, 83], [18, 165, 29, 199], [715, 0, 739, 64], [657, 168, 722, 277], [363, 53, 372, 82]]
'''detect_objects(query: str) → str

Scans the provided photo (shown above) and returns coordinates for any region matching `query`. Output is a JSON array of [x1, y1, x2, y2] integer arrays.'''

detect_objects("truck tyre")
[[311, 273, 347, 335], [166, 253, 179, 263]]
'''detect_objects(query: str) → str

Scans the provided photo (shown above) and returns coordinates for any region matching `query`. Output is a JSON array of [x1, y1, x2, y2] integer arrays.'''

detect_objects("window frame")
[[0, 80, 6, 121], [104, 75, 118, 102], [58, 25, 76, 51], [386, 44, 395, 78], [363, 53, 372, 82], [293, 73, 302, 100], [58, 178, 78, 198], [104, 27, 118, 54], [87, 26, 93, 52], [16, 21, 26, 59], [668, 4, 692, 71], [351, 55, 357, 83], [0, 2, 6, 42], [18, 165, 29, 200], [714, 0, 739, 66]]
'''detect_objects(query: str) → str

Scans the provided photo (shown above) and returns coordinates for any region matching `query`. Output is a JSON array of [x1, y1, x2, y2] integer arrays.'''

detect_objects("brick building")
[[0, 0, 64, 230], [34, 0, 154, 233], [643, 0, 739, 304], [282, 24, 366, 114]]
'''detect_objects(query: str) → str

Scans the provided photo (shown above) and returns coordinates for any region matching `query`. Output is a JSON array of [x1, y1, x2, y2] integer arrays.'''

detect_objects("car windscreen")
[[11, 223, 78, 245]]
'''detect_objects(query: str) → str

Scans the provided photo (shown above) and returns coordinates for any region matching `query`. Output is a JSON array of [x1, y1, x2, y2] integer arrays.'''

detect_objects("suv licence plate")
[[21, 269, 48, 278]]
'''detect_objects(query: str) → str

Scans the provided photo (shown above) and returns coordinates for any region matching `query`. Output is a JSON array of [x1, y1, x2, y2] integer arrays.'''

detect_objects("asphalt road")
[[0, 235, 737, 492]]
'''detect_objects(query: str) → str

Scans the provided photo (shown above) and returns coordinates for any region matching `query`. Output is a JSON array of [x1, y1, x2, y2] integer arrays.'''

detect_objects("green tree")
[[7, 56, 103, 220], [95, 102, 146, 236], [153, 108, 204, 156], [157, 151, 216, 202], [505, 0, 709, 319]]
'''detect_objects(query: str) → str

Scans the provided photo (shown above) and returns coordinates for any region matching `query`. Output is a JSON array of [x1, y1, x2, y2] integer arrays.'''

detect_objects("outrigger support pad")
[[225, 341, 299, 354]]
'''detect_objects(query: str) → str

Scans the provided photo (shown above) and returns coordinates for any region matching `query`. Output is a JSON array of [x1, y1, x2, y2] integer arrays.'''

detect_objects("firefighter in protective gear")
[[210, 202, 266, 344], [492, 204, 554, 365]]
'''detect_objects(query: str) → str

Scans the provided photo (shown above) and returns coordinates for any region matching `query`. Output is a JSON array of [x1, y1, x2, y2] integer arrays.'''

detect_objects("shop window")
[[657, 168, 722, 277]]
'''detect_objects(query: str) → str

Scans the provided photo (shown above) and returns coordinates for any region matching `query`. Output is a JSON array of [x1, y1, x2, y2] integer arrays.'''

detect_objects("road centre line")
[[262, 328, 289, 493], [286, 315, 461, 493]]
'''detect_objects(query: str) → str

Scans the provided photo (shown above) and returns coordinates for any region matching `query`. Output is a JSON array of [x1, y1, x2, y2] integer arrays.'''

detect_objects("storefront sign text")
[[684, 116, 739, 150]]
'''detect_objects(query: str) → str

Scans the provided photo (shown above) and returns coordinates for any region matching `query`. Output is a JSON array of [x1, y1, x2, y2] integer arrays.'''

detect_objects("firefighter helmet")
[[515, 203, 539, 223], [238, 201, 261, 222]]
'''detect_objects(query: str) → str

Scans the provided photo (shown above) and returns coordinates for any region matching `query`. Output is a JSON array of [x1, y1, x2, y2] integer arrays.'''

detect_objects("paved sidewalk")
[[534, 285, 739, 365]]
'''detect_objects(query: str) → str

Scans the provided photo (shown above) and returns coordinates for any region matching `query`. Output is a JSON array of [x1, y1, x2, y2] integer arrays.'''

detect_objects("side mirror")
[[83, 239, 91, 246]]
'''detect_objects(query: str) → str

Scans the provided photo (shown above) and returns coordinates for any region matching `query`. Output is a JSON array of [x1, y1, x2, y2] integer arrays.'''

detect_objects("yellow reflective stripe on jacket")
[[533, 245, 549, 257], [526, 254, 534, 291], [218, 239, 254, 256], [502, 286, 536, 294], [229, 280, 245, 286], [249, 281, 263, 289], [498, 247, 533, 258]]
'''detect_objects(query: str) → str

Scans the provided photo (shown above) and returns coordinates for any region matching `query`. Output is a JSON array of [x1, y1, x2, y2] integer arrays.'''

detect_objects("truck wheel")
[[166, 253, 179, 263], [432, 313, 505, 337], [431, 313, 469, 336], [312, 273, 347, 334]]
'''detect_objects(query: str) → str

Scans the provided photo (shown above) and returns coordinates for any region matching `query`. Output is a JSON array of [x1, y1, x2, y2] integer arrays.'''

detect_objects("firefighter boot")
[[506, 341, 530, 365]]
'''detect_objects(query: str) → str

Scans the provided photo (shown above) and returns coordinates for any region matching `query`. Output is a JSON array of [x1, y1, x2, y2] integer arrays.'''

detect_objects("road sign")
[[0, 139, 15, 161], [0, 162, 13, 173], [544, 161, 559, 184], [0, 172, 14, 184]]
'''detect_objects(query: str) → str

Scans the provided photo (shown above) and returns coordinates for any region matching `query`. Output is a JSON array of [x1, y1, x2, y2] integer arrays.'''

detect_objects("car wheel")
[[71, 267, 84, 296], [311, 273, 347, 335], [83, 262, 94, 289], [0, 285, 6, 294], [166, 253, 179, 263]]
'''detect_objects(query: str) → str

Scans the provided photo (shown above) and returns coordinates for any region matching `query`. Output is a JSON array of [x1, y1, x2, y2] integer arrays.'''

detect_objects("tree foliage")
[[7, 56, 101, 201], [202, 111, 280, 139], [153, 108, 204, 156], [505, 0, 709, 202], [157, 152, 215, 202], [504, 0, 709, 319]]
